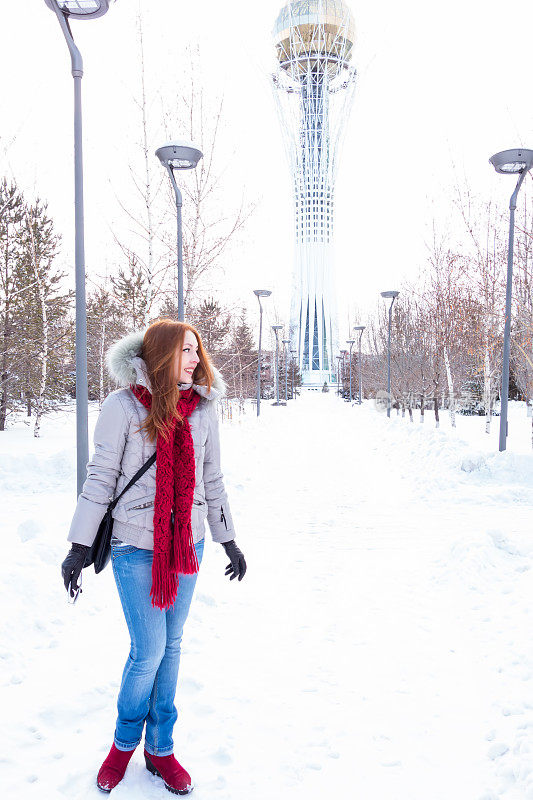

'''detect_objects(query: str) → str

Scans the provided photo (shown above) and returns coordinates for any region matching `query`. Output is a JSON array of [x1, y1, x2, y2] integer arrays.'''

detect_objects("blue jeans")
[[110, 535, 205, 756]]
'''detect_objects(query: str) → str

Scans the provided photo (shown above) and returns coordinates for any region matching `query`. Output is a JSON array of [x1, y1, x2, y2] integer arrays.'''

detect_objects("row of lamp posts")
[[253, 288, 297, 416], [44, 0, 533, 491], [342, 150, 533, 454], [377, 149, 533, 451]]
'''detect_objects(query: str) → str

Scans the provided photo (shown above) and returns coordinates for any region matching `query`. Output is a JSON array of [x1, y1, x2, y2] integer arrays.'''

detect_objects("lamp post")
[[489, 148, 533, 451], [253, 290, 271, 417], [271, 325, 284, 405], [155, 141, 203, 321], [354, 325, 365, 404], [346, 339, 355, 402], [282, 339, 290, 402], [44, 0, 115, 496], [380, 291, 399, 418]]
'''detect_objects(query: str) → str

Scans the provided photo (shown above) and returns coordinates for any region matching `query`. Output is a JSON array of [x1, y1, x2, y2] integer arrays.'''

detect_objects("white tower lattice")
[[272, 0, 356, 387]]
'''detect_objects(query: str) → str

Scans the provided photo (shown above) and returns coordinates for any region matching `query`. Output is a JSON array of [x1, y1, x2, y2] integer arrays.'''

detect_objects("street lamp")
[[253, 290, 271, 417], [336, 355, 342, 396], [353, 325, 365, 404], [155, 140, 203, 321], [282, 339, 290, 403], [380, 291, 399, 418], [346, 339, 355, 402], [489, 148, 533, 451], [44, 0, 114, 16], [272, 325, 284, 405], [45, 0, 115, 496]]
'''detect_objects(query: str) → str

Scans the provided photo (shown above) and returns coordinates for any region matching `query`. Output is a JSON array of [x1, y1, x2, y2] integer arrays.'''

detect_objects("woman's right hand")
[[61, 543, 89, 598]]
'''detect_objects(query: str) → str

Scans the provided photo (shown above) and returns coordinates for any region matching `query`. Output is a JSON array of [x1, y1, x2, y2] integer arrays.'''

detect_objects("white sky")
[[2, 0, 533, 349]]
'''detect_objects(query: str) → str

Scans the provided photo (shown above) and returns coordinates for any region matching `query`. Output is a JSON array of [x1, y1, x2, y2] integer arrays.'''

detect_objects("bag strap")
[[109, 452, 156, 511]]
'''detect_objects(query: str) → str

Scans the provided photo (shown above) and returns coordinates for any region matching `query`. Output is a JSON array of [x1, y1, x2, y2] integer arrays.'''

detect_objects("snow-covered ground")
[[1, 393, 532, 800]]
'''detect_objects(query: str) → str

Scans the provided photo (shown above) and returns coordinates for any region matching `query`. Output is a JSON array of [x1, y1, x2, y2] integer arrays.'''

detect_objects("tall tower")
[[272, 0, 356, 388]]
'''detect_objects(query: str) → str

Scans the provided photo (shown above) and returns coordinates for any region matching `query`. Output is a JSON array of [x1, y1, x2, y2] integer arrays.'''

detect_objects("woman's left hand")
[[221, 540, 247, 581]]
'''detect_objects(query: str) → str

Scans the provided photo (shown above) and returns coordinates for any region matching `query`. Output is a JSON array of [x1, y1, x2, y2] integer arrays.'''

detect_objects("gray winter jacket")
[[67, 330, 236, 550]]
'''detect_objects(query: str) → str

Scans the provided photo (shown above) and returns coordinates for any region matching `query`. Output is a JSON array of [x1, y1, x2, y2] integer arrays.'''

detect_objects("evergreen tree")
[[0, 180, 27, 430], [87, 286, 128, 403], [110, 253, 148, 330], [227, 307, 257, 398], [19, 198, 73, 436], [158, 296, 178, 321], [189, 298, 230, 353]]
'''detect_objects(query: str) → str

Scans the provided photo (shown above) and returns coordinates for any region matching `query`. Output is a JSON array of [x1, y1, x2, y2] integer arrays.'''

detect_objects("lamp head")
[[44, 0, 114, 19], [346, 339, 355, 345], [381, 290, 399, 299], [254, 289, 272, 298], [155, 140, 203, 170], [282, 339, 290, 345], [353, 325, 365, 331], [272, 325, 283, 331], [489, 148, 533, 175]]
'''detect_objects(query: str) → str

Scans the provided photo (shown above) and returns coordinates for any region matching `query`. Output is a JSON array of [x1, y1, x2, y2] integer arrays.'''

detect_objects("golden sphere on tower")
[[273, 0, 356, 78]]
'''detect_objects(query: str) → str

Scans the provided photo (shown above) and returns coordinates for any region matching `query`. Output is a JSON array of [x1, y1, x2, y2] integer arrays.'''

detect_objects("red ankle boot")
[[144, 748, 193, 795], [97, 743, 136, 793]]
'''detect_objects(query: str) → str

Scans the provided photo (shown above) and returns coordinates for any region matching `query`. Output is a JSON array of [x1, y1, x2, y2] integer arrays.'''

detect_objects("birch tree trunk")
[[99, 316, 106, 407], [484, 344, 491, 434], [443, 344, 456, 428]]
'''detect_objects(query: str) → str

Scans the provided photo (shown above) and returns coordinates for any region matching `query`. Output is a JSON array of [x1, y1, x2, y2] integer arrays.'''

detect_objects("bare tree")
[[425, 226, 477, 428], [512, 187, 533, 445], [454, 185, 506, 433], [159, 47, 253, 310], [111, 11, 168, 323]]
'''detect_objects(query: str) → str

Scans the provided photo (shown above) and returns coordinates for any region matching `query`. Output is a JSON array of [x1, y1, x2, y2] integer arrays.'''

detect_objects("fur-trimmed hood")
[[105, 329, 227, 401]]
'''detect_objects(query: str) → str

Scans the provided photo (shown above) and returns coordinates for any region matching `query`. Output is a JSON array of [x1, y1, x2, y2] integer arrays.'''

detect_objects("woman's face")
[[174, 331, 200, 384]]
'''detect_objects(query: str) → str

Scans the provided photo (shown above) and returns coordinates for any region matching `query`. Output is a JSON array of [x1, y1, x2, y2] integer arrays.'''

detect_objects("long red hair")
[[137, 318, 213, 443]]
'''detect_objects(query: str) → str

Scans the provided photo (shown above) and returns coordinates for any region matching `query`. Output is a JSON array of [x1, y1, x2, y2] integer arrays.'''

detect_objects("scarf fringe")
[[171, 520, 200, 575], [150, 551, 177, 610]]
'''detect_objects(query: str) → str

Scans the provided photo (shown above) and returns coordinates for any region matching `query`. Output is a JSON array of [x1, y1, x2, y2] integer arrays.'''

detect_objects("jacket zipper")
[[129, 500, 154, 511], [220, 506, 228, 529], [193, 499, 205, 506]]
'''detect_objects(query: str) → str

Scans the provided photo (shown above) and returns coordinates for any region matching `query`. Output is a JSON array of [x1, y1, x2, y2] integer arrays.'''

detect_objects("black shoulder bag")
[[84, 452, 157, 574]]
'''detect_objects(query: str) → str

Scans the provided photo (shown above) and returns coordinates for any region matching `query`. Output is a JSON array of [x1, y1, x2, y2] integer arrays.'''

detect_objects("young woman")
[[61, 319, 246, 795]]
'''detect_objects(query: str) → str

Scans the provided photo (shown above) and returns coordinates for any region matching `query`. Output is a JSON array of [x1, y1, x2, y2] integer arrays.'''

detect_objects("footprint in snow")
[[18, 519, 41, 542], [487, 742, 509, 760], [211, 747, 232, 765], [195, 593, 216, 607], [192, 703, 215, 716], [179, 677, 203, 694]]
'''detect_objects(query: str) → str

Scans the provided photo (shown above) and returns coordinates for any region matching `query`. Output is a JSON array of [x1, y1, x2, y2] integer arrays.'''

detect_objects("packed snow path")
[[1, 392, 532, 800]]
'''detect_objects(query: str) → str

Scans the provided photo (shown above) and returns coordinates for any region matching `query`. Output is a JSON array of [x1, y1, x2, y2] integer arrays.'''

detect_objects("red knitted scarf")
[[130, 383, 201, 610]]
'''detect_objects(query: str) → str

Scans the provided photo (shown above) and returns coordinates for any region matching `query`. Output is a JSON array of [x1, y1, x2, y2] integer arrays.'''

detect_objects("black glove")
[[61, 543, 89, 598], [221, 539, 247, 581]]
